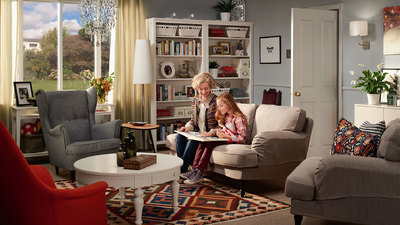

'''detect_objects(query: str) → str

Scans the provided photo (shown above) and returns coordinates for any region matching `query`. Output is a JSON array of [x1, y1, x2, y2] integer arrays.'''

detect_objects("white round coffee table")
[[74, 153, 182, 225]]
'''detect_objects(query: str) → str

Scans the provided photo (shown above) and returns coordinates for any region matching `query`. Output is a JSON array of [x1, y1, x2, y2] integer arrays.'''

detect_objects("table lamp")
[[133, 39, 154, 122]]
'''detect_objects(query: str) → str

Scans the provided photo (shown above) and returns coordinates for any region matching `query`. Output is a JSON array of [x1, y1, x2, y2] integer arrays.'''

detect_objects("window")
[[23, 1, 110, 93]]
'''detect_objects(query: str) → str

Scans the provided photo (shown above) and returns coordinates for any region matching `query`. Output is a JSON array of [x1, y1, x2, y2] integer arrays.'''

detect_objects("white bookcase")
[[146, 18, 253, 144]]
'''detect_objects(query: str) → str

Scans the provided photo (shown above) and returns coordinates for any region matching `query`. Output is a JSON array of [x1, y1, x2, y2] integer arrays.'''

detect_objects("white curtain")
[[0, 0, 23, 129]]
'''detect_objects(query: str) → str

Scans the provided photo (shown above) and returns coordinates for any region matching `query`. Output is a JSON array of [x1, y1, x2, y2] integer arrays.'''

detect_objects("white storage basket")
[[178, 25, 201, 37], [211, 88, 230, 96], [225, 27, 248, 38], [156, 24, 178, 36]]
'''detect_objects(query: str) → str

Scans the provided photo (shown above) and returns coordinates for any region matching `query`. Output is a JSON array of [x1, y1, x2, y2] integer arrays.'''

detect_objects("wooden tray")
[[123, 155, 157, 170]]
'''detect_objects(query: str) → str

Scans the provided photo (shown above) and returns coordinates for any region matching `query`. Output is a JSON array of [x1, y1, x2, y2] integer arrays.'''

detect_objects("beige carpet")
[[31, 150, 357, 225]]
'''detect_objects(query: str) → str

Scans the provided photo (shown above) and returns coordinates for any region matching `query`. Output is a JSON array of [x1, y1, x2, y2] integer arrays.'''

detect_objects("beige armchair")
[[166, 104, 313, 196]]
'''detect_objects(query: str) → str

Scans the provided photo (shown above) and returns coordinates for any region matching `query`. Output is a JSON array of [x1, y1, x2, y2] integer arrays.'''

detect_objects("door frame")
[[309, 3, 344, 119]]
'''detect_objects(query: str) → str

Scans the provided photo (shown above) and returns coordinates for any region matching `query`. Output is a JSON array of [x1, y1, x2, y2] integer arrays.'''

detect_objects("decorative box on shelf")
[[178, 25, 201, 37], [211, 88, 230, 96], [209, 28, 226, 37], [225, 27, 248, 38], [123, 155, 157, 170], [156, 24, 178, 36], [168, 106, 191, 118]]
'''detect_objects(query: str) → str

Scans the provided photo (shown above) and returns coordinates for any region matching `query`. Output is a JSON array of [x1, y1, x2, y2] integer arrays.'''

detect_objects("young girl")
[[181, 92, 248, 184]]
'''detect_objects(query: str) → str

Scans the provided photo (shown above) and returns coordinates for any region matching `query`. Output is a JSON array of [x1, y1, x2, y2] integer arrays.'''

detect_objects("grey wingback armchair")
[[36, 87, 122, 181]]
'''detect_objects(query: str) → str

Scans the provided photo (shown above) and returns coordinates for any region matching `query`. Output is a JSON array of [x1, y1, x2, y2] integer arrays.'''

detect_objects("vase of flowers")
[[350, 63, 391, 105], [89, 72, 114, 104]]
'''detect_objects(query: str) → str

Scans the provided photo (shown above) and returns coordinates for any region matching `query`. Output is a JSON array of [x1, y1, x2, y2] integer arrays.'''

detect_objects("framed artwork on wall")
[[14, 81, 33, 106], [383, 6, 400, 55], [259, 36, 281, 64]]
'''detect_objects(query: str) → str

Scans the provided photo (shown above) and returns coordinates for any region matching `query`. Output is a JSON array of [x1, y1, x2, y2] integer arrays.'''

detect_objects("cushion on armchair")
[[377, 119, 400, 161], [251, 105, 306, 140], [331, 118, 379, 157]]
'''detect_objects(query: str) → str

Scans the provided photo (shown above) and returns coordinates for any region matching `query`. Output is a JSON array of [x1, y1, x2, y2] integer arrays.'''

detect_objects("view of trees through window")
[[23, 2, 110, 93]]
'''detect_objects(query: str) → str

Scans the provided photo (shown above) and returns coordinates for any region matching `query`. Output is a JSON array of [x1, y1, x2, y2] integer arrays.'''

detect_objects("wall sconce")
[[349, 21, 370, 50]]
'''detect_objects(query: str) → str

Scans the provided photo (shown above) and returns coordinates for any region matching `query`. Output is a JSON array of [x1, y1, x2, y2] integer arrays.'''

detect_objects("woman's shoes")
[[183, 169, 204, 184]]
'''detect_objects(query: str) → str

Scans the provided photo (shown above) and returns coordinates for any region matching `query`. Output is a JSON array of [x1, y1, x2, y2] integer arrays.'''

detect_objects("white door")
[[291, 8, 338, 157]]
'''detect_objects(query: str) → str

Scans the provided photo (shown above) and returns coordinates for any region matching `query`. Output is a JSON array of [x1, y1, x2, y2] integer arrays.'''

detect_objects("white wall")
[[144, 0, 400, 122]]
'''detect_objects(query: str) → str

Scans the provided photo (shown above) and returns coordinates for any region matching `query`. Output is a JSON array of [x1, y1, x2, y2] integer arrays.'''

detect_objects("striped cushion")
[[359, 120, 386, 145]]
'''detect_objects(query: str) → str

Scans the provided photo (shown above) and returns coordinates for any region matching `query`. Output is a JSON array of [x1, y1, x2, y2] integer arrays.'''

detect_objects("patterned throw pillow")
[[359, 120, 386, 146], [331, 118, 380, 157]]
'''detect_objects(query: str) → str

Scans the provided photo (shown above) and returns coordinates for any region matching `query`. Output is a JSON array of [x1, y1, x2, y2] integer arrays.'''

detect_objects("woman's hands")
[[200, 131, 213, 137], [178, 127, 189, 132]]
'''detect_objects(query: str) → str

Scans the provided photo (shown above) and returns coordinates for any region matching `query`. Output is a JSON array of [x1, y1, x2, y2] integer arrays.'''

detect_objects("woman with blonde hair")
[[176, 72, 218, 173]]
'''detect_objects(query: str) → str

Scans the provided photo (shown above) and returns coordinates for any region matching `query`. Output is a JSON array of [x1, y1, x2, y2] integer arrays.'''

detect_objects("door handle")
[[294, 91, 301, 97]]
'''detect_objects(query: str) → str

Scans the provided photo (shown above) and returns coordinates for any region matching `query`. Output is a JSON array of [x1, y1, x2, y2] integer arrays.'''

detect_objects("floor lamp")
[[133, 39, 154, 122], [133, 39, 154, 151]]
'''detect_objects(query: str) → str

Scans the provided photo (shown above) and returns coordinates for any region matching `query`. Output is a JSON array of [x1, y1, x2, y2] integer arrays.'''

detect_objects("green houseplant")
[[213, 0, 236, 21], [209, 61, 220, 78], [350, 63, 390, 105]]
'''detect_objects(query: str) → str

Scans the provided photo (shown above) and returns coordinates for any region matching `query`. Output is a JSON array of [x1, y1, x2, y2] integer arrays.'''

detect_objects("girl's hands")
[[216, 130, 231, 139], [178, 127, 188, 132], [200, 131, 213, 137]]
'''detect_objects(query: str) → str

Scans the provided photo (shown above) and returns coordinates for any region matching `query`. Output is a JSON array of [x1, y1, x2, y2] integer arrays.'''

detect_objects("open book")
[[176, 131, 230, 142]]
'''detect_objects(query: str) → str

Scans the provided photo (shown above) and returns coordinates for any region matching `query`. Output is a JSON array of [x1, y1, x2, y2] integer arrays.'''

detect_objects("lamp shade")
[[349, 21, 368, 37], [133, 39, 154, 84]]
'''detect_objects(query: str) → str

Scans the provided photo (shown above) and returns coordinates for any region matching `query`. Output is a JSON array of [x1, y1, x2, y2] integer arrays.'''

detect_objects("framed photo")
[[219, 42, 231, 55], [211, 46, 224, 55], [381, 68, 400, 103], [259, 36, 281, 64], [14, 81, 33, 106], [185, 85, 195, 98]]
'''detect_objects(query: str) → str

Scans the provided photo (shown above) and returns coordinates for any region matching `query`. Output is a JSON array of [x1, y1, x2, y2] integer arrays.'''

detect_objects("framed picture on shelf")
[[219, 42, 231, 55], [185, 85, 195, 98], [211, 46, 224, 55], [380, 68, 400, 103], [13, 81, 33, 106], [259, 36, 281, 64]]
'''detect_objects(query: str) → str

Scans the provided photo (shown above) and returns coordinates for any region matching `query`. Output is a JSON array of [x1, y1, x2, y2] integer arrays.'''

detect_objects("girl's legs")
[[185, 142, 227, 184]]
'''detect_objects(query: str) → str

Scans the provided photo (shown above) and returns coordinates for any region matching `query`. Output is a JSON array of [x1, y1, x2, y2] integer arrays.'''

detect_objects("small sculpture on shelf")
[[387, 76, 398, 105], [234, 40, 245, 56]]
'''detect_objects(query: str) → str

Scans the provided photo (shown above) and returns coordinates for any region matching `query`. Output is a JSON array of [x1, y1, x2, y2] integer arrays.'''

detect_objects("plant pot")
[[220, 12, 231, 21], [367, 93, 380, 105], [209, 68, 218, 78]]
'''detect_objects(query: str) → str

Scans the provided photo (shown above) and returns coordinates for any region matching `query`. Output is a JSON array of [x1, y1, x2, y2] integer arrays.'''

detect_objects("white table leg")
[[119, 187, 125, 206], [171, 180, 179, 213], [134, 188, 144, 225]]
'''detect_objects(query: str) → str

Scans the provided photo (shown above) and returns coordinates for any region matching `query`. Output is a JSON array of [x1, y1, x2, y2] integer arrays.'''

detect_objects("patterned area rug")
[[55, 179, 289, 225]]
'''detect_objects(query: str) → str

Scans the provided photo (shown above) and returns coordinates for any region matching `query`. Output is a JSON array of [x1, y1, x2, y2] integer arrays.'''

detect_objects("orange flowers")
[[89, 73, 114, 103]]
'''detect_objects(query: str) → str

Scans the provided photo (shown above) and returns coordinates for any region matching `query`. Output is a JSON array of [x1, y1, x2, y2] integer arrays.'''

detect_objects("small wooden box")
[[123, 155, 157, 170]]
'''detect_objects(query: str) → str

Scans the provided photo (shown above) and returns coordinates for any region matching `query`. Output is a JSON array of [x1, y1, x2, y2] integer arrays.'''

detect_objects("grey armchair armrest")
[[315, 155, 400, 200], [92, 120, 122, 140], [47, 124, 70, 144], [251, 131, 310, 167]]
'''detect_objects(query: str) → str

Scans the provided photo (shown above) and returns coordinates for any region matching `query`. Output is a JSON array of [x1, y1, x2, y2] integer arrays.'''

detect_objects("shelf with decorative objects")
[[146, 18, 253, 144]]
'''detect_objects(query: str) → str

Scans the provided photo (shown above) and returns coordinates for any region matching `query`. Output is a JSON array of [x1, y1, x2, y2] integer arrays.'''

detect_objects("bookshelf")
[[146, 18, 253, 144]]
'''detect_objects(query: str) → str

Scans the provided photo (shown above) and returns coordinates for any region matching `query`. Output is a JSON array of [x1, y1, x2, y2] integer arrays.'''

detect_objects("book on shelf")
[[175, 131, 229, 142], [156, 40, 201, 56]]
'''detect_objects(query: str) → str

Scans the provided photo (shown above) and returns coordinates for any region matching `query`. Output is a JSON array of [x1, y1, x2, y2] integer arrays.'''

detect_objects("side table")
[[122, 123, 160, 153]]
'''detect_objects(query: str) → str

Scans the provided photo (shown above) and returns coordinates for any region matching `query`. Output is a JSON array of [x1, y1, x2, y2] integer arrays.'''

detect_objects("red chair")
[[0, 121, 108, 225]]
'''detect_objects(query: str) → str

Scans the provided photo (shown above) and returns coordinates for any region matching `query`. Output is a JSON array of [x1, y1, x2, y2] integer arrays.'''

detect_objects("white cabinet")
[[354, 104, 400, 126], [146, 18, 253, 144]]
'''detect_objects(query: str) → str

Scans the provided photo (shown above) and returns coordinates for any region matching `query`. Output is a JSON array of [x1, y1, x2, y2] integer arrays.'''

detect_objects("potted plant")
[[209, 61, 220, 78], [350, 63, 390, 105], [213, 0, 236, 21]]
